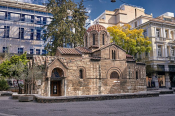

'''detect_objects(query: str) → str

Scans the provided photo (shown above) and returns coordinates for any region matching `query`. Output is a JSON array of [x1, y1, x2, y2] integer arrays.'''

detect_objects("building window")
[[30, 29, 34, 40], [18, 48, 23, 54], [135, 21, 137, 27], [19, 28, 24, 39], [156, 29, 160, 37], [30, 49, 33, 54], [36, 30, 41, 40], [20, 14, 25, 21], [102, 34, 105, 45], [79, 69, 83, 79], [110, 71, 119, 79], [4, 26, 10, 38], [42, 50, 46, 55], [43, 30, 46, 40], [158, 45, 162, 57], [164, 18, 172, 22], [171, 48, 175, 56], [3, 47, 8, 53], [85, 36, 87, 47], [112, 50, 116, 60], [36, 16, 41, 24], [5, 12, 10, 20], [36, 49, 40, 55], [43, 17, 47, 24], [31, 15, 34, 22], [165, 30, 168, 38], [136, 71, 138, 80], [93, 34, 95, 45], [145, 52, 148, 57], [128, 67, 131, 79], [143, 30, 147, 38]]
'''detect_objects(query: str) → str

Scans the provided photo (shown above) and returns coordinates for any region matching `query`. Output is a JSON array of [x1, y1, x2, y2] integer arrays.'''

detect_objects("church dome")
[[87, 24, 107, 32]]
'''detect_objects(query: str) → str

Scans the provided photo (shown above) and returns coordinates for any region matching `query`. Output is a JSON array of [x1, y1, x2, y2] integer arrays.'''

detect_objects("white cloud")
[[99, 0, 106, 3], [86, 5, 91, 16]]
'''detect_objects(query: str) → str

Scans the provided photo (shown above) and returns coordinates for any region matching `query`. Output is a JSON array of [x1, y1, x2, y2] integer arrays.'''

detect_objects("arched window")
[[102, 34, 105, 45], [110, 71, 119, 79], [79, 69, 83, 79], [85, 36, 87, 47], [93, 34, 95, 45], [114, 50, 116, 59], [136, 71, 138, 80], [112, 50, 116, 60], [112, 50, 113, 59]]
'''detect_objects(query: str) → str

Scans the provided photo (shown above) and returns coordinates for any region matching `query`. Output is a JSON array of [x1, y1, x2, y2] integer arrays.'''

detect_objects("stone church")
[[31, 24, 147, 97]]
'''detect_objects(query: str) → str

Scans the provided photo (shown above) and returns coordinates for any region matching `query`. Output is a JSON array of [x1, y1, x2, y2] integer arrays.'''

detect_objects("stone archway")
[[50, 68, 64, 96]]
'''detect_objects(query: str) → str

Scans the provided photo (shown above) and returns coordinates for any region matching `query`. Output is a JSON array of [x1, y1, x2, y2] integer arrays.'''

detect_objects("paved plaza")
[[0, 94, 175, 116]]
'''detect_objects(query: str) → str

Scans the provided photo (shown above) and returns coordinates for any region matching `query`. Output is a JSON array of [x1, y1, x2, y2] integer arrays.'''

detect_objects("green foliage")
[[44, 0, 88, 55], [0, 52, 28, 78], [0, 78, 9, 91]]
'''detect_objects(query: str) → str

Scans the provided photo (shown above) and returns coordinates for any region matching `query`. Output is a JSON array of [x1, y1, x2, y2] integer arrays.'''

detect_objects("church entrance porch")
[[50, 67, 65, 96]]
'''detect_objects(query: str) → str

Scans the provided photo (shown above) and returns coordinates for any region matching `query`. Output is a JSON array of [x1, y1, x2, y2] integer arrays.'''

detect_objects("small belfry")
[[84, 24, 110, 50]]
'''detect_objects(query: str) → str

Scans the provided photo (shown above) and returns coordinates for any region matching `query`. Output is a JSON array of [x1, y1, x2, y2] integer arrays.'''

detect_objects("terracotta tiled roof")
[[57, 47, 81, 55], [75, 47, 92, 53], [32, 55, 57, 66], [126, 54, 133, 58], [87, 24, 107, 32]]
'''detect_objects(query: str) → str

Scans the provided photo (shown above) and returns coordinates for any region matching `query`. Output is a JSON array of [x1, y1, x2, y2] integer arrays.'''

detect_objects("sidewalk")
[[147, 88, 174, 94], [34, 91, 159, 103]]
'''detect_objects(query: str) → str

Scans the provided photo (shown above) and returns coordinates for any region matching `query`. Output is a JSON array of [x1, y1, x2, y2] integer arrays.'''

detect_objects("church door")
[[51, 81, 61, 96]]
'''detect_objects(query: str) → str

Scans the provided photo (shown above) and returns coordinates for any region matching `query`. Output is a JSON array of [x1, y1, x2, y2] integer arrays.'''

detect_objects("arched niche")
[[51, 68, 64, 78]]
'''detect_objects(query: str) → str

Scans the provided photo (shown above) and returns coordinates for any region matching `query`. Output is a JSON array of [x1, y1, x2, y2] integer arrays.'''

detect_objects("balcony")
[[155, 37, 166, 42], [169, 56, 175, 61]]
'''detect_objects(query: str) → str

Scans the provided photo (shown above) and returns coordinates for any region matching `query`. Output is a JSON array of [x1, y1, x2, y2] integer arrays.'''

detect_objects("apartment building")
[[0, 0, 52, 56], [93, 4, 152, 28], [129, 12, 175, 88]]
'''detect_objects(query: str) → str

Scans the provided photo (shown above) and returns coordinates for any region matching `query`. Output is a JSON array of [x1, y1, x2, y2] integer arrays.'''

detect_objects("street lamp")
[[111, 0, 116, 2]]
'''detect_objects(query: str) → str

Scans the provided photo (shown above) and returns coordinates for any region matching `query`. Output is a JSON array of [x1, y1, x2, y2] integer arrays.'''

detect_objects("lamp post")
[[111, 0, 116, 2]]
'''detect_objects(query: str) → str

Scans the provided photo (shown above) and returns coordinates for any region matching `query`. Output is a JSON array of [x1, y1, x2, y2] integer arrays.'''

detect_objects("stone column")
[[64, 79, 66, 96], [165, 73, 171, 88], [169, 29, 171, 39], [161, 28, 163, 38], [48, 77, 50, 97], [154, 27, 156, 37], [152, 65, 159, 88], [164, 44, 167, 57], [156, 44, 158, 59], [163, 27, 165, 38]]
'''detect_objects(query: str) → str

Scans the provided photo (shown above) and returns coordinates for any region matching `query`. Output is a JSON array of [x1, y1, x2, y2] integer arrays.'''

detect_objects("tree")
[[44, 0, 88, 55], [0, 53, 28, 78], [22, 64, 45, 94], [107, 24, 152, 56]]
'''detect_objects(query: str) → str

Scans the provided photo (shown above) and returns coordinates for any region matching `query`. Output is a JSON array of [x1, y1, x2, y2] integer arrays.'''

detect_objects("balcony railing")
[[155, 37, 166, 42], [169, 56, 175, 61]]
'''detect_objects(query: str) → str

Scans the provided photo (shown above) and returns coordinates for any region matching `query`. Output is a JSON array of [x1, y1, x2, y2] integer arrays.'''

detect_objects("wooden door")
[[51, 81, 61, 96]]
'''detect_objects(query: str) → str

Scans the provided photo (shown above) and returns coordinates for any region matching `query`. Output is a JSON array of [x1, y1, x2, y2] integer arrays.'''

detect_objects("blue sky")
[[17, 0, 175, 21]]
